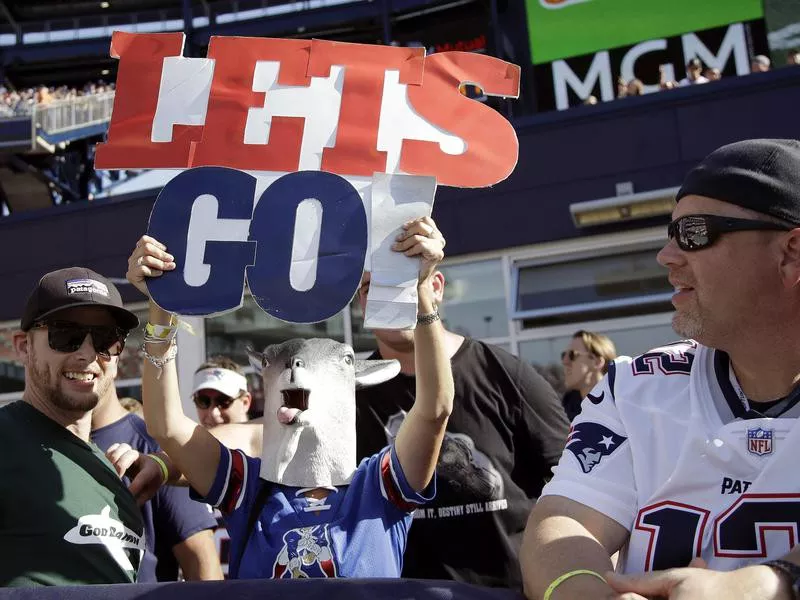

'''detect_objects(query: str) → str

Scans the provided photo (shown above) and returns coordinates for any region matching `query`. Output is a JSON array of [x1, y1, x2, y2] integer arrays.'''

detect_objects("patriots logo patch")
[[566, 422, 627, 473]]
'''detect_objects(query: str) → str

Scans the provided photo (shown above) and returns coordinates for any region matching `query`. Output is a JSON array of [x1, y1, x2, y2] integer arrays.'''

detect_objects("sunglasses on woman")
[[561, 350, 592, 362], [31, 320, 127, 359], [193, 392, 239, 410], [667, 214, 792, 252]]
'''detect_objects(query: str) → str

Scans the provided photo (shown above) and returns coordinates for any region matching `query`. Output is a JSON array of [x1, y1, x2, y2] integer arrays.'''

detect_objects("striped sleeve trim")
[[213, 446, 248, 515], [379, 449, 421, 513]]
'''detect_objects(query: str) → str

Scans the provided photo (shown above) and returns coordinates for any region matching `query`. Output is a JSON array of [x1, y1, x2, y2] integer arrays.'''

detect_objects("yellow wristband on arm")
[[543, 569, 606, 600], [147, 453, 170, 484]]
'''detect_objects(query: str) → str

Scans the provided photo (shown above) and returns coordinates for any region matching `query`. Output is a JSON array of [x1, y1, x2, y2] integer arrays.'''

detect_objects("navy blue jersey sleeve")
[[152, 484, 217, 549], [193, 441, 262, 516]]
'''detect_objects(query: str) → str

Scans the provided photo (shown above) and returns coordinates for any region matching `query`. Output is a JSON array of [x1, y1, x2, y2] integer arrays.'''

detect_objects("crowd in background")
[[0, 80, 115, 118], [1, 48, 799, 119], [584, 48, 800, 106]]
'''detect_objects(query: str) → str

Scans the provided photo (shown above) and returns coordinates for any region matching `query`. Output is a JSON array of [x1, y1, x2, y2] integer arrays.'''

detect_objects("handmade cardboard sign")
[[96, 32, 520, 325]]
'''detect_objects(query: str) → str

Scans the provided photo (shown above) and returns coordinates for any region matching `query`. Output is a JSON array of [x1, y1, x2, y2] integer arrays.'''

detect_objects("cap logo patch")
[[66, 278, 109, 297]]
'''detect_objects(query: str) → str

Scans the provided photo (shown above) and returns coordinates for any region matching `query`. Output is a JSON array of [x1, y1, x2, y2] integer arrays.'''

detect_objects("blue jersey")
[[201, 443, 434, 579]]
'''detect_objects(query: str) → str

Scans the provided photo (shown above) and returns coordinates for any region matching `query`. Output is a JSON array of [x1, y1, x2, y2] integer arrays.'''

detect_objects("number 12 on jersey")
[[636, 495, 800, 571]]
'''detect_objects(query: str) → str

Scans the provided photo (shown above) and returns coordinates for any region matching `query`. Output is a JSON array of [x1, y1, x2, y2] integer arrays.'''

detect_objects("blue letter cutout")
[[147, 167, 257, 315], [247, 171, 367, 323]]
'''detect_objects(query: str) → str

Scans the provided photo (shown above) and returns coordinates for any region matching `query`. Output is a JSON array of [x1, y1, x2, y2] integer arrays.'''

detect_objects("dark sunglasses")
[[193, 392, 239, 410], [667, 214, 792, 252], [32, 320, 127, 359], [561, 350, 592, 362]]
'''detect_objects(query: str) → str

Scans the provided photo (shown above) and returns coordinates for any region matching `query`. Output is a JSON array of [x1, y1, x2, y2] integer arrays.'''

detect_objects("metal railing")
[[33, 92, 115, 134]]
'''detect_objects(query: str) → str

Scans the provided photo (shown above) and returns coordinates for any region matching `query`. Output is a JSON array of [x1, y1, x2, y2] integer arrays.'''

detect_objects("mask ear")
[[354, 359, 401, 389], [246, 346, 268, 371]]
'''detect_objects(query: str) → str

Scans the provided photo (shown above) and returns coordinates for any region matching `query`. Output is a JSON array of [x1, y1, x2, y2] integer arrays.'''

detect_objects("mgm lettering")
[[534, 20, 769, 111]]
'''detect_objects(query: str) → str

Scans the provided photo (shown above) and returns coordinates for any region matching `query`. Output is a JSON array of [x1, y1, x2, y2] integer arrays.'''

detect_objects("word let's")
[[95, 32, 521, 188]]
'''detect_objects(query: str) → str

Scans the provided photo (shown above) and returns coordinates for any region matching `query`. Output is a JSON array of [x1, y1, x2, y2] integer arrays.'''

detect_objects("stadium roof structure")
[[3, 0, 180, 22], [0, 0, 483, 88]]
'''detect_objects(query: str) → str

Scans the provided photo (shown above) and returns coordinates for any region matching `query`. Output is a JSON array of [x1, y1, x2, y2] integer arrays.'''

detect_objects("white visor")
[[192, 368, 248, 398]]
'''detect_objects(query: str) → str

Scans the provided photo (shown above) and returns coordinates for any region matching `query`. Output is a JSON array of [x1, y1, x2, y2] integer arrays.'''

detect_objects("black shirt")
[[562, 389, 584, 422], [356, 337, 569, 588]]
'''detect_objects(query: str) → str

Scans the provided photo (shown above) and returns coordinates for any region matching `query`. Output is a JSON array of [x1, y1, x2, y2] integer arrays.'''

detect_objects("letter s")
[[400, 52, 520, 188]]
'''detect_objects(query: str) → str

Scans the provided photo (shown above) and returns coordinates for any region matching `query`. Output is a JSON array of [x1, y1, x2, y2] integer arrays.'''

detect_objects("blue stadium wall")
[[1, 66, 799, 323]]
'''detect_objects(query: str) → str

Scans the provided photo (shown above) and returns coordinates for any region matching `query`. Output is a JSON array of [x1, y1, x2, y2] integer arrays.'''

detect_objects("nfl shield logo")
[[747, 427, 773, 456]]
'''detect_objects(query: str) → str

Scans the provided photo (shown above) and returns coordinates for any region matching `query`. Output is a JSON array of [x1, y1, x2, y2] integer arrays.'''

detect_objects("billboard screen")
[[531, 19, 770, 111], [525, 0, 765, 64]]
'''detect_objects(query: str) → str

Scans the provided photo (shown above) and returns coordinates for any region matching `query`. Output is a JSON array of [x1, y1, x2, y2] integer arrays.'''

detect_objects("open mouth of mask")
[[277, 388, 311, 425]]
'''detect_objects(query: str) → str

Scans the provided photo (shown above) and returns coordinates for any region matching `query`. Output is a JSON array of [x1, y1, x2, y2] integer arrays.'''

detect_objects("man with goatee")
[[0, 267, 145, 587]]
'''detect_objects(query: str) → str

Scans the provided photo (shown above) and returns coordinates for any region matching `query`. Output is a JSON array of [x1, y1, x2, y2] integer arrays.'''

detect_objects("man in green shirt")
[[1, 267, 145, 587]]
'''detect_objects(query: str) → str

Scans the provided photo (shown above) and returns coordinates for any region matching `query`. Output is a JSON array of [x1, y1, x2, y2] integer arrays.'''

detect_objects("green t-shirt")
[[0, 401, 145, 587]]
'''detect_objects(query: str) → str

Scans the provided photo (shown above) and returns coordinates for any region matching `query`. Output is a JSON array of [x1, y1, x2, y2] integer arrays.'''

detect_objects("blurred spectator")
[[751, 54, 771, 73], [119, 396, 144, 417], [616, 76, 627, 98], [678, 58, 709, 86], [192, 357, 252, 428], [582, 95, 598, 106], [704, 67, 722, 81], [0, 80, 115, 118], [625, 78, 644, 96], [658, 65, 676, 90], [788, 49, 800, 66], [35, 86, 51, 105], [560, 330, 617, 422]]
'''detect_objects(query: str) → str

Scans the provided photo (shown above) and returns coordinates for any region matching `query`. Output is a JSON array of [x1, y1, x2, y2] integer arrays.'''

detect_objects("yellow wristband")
[[144, 314, 178, 343], [543, 569, 606, 600], [147, 453, 170, 484]]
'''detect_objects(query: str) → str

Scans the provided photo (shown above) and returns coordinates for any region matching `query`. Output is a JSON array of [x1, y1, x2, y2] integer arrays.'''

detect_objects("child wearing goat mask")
[[127, 216, 454, 579]]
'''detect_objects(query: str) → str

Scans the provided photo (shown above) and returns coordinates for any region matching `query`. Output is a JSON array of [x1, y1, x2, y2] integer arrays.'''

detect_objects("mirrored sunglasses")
[[667, 214, 792, 252]]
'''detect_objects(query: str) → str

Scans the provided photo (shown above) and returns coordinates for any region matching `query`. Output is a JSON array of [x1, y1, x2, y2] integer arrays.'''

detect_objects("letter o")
[[247, 171, 367, 323]]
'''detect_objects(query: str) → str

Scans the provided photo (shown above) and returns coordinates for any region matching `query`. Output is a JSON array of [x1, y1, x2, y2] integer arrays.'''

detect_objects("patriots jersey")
[[542, 340, 800, 573], [201, 442, 434, 579]]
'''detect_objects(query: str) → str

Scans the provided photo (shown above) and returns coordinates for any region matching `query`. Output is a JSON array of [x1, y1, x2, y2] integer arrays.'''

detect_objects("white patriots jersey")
[[541, 340, 800, 574]]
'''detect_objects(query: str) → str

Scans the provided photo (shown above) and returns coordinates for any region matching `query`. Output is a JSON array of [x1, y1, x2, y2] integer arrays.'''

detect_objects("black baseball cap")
[[20, 267, 139, 332], [677, 139, 800, 225]]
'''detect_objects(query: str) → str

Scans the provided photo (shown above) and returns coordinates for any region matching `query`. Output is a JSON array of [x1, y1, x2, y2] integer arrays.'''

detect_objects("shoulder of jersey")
[[613, 339, 698, 367], [606, 339, 698, 404]]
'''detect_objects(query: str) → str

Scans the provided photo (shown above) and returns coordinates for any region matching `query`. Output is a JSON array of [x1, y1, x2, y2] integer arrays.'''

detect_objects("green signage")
[[526, 0, 765, 64]]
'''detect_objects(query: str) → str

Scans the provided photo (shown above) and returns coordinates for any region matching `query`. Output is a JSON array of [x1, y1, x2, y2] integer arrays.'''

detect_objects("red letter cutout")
[[190, 37, 312, 172], [307, 40, 424, 177], [401, 52, 520, 188], [95, 32, 199, 169]]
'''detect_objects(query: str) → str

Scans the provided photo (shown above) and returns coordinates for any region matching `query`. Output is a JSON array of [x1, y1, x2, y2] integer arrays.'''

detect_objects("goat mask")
[[247, 338, 400, 488]]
